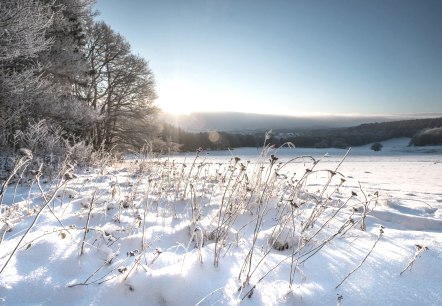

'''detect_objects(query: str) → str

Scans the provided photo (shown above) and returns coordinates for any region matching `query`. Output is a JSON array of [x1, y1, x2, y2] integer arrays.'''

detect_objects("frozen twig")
[[0, 169, 68, 275], [0, 152, 32, 205], [400, 244, 429, 275], [335, 226, 384, 289], [80, 189, 97, 256]]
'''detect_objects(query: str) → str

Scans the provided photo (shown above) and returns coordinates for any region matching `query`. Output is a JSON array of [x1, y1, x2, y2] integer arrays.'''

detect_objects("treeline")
[[285, 117, 442, 148], [160, 124, 259, 151], [161, 117, 442, 151], [0, 0, 164, 160], [411, 127, 442, 146]]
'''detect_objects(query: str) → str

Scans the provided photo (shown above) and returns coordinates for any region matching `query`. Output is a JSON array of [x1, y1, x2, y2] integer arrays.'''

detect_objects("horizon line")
[[160, 110, 442, 119]]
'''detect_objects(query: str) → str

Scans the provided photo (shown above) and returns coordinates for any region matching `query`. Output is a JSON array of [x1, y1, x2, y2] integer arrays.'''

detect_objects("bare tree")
[[36, 0, 98, 136], [0, 0, 54, 145], [0, 0, 54, 62], [1, 1, 161, 155], [82, 22, 159, 151], [39, 0, 95, 88]]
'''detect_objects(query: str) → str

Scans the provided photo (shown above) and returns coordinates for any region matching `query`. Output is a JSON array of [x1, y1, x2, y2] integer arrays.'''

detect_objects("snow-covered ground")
[[1, 138, 441, 305]]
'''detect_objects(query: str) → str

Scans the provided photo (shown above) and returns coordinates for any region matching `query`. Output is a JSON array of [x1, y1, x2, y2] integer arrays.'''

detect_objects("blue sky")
[[95, 0, 442, 116]]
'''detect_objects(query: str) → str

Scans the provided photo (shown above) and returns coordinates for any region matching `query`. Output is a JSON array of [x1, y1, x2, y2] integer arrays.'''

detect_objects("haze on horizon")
[[96, 0, 442, 117]]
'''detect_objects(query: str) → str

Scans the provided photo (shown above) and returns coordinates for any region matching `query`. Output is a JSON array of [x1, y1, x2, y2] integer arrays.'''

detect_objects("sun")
[[157, 79, 216, 115], [156, 78, 268, 115]]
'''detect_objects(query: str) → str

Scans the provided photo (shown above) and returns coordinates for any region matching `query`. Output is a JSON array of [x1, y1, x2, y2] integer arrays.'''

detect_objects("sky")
[[95, 0, 442, 116]]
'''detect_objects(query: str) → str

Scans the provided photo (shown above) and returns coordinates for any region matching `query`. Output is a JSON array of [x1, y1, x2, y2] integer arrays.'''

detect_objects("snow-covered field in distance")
[[1, 138, 441, 305], [182, 137, 442, 161], [176, 137, 442, 196]]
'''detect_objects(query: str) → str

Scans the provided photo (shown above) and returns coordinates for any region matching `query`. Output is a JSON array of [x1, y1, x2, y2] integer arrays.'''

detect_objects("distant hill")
[[160, 116, 442, 151], [160, 111, 441, 133], [286, 117, 442, 148]]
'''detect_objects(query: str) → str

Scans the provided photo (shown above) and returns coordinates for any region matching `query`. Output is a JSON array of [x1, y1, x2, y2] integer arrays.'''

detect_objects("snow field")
[[1, 140, 442, 305]]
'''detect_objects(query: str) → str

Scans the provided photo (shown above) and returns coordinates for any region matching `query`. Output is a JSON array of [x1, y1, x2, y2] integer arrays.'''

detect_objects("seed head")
[[18, 148, 33, 159]]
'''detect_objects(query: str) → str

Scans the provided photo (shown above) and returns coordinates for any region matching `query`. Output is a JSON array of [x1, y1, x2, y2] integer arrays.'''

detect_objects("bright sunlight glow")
[[157, 79, 217, 115], [157, 78, 276, 115]]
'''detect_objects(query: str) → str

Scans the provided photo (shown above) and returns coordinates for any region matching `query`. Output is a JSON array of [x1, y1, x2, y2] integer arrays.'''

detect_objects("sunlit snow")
[[1, 138, 441, 305]]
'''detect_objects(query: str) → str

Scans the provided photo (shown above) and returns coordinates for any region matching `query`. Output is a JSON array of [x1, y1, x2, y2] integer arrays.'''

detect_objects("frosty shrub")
[[11, 120, 108, 173], [370, 142, 383, 151]]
